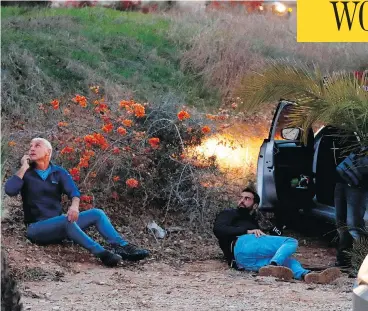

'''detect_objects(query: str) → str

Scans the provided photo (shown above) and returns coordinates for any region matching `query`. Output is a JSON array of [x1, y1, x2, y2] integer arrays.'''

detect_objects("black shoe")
[[96, 250, 122, 267], [112, 244, 150, 261]]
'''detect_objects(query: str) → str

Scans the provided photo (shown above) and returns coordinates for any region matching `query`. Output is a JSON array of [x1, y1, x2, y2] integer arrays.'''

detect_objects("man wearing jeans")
[[4, 137, 149, 267], [213, 187, 341, 283], [335, 147, 368, 267]]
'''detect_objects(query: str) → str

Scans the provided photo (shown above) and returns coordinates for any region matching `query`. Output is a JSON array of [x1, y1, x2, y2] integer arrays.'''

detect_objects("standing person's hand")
[[67, 206, 79, 222], [247, 229, 266, 238], [20, 155, 30, 169]]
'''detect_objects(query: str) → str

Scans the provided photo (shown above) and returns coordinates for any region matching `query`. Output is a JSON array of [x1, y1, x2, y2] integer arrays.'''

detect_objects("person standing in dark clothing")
[[335, 146, 368, 267], [213, 187, 341, 283]]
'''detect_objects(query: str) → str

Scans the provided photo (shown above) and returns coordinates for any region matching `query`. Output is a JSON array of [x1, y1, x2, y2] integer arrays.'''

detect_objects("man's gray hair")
[[31, 137, 53, 158]]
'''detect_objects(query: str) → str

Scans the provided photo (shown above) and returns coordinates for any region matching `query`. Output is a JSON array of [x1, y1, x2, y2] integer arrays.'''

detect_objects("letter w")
[[330, 1, 359, 30]]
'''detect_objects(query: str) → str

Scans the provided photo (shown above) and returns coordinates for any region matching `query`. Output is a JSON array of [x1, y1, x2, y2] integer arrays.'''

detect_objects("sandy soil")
[[2, 228, 355, 311], [18, 260, 353, 311]]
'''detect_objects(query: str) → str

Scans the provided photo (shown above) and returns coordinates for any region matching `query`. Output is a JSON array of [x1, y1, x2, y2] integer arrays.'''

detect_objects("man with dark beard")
[[213, 187, 341, 284]]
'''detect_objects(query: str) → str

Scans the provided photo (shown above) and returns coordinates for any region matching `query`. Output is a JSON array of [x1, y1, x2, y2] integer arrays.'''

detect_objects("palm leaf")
[[236, 60, 368, 146]]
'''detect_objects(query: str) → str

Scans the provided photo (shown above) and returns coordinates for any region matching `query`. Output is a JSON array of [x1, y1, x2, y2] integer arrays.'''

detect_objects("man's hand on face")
[[247, 229, 266, 238], [67, 206, 79, 222], [20, 155, 30, 169]]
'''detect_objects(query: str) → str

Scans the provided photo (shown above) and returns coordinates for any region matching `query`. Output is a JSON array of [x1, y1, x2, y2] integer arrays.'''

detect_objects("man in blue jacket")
[[213, 187, 341, 283], [4, 137, 149, 267]]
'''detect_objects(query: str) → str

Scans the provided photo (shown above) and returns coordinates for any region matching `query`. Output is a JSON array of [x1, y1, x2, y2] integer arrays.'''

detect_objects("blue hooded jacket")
[[4, 163, 80, 225]]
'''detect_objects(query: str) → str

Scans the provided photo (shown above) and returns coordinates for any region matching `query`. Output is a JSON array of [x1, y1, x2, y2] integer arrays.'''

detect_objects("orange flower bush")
[[9, 87, 239, 224]]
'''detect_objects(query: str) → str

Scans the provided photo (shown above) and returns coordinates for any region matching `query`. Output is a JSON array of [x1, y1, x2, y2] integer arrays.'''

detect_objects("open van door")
[[257, 100, 315, 211]]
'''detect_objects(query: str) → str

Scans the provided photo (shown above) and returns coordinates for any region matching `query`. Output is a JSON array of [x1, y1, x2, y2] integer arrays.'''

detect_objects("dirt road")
[[19, 259, 353, 311]]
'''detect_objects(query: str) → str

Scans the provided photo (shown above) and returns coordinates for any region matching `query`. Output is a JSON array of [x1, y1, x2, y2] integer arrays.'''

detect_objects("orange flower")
[[50, 99, 59, 110], [113, 176, 120, 182], [122, 119, 133, 127], [95, 103, 109, 114], [72, 95, 87, 108], [83, 150, 95, 158], [119, 100, 131, 109], [69, 167, 80, 175], [177, 110, 190, 121], [89, 171, 97, 178], [84, 135, 97, 145], [79, 157, 89, 168], [112, 147, 120, 154], [148, 137, 160, 149], [201, 126, 211, 134], [60, 146, 74, 154], [80, 195, 93, 203], [117, 127, 127, 136], [102, 123, 113, 133], [58, 121, 68, 127], [132, 104, 145, 118], [86, 133, 109, 150], [8, 141, 16, 147], [69, 167, 80, 181], [126, 178, 139, 188]]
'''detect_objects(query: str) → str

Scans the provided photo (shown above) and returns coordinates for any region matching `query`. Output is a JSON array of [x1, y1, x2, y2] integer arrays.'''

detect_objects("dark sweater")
[[4, 163, 80, 225], [336, 147, 368, 189], [213, 208, 259, 264]]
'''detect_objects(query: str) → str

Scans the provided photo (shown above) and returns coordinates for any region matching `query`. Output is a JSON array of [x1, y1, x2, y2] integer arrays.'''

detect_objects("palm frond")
[[236, 60, 368, 146]]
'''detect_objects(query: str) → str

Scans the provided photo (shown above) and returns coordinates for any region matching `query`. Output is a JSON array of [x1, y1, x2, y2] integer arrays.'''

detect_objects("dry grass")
[[169, 11, 368, 102]]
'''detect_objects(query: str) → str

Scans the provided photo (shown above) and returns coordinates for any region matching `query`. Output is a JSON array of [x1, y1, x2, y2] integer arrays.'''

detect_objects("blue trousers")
[[335, 182, 368, 241], [234, 234, 310, 280], [26, 208, 127, 255]]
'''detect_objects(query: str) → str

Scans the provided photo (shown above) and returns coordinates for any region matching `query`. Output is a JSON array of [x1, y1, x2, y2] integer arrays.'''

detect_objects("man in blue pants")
[[213, 187, 341, 283], [335, 146, 368, 267], [4, 137, 149, 267]]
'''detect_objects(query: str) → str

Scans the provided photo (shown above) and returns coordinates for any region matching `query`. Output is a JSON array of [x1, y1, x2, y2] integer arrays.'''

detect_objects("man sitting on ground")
[[213, 187, 341, 284], [4, 137, 149, 267]]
